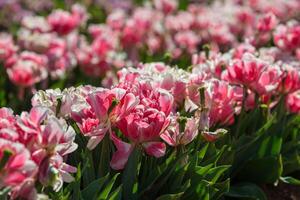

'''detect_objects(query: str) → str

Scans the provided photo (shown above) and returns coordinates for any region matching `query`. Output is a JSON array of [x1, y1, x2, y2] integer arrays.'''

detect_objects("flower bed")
[[0, 0, 300, 199]]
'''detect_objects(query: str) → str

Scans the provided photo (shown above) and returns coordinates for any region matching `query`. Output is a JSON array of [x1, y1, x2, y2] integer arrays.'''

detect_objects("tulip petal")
[[4, 172, 26, 185], [87, 135, 105, 150], [143, 142, 166, 158], [160, 131, 176, 146], [158, 89, 174, 115], [110, 133, 133, 170], [29, 106, 48, 126]]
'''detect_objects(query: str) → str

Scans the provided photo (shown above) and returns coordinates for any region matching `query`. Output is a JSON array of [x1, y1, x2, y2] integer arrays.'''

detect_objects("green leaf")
[[205, 165, 230, 183], [156, 192, 184, 200], [226, 183, 267, 200], [282, 151, 300, 175], [82, 149, 96, 188], [210, 178, 230, 199], [98, 134, 111, 177], [98, 173, 120, 200], [236, 155, 283, 183], [122, 148, 141, 200], [81, 174, 109, 199], [139, 152, 188, 199], [169, 165, 187, 192], [108, 185, 122, 200], [196, 180, 210, 200], [198, 143, 209, 161], [0, 187, 10, 200], [69, 164, 83, 200], [232, 117, 283, 180], [195, 164, 213, 177], [179, 179, 191, 192], [280, 176, 300, 185]]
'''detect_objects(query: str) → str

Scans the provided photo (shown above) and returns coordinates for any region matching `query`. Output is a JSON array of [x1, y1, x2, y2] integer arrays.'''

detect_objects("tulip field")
[[0, 0, 300, 199]]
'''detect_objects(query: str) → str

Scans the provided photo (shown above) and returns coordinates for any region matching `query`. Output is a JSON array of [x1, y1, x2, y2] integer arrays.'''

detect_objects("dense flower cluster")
[[0, 0, 299, 91], [2, 42, 300, 200], [0, 0, 300, 199], [0, 106, 77, 199]]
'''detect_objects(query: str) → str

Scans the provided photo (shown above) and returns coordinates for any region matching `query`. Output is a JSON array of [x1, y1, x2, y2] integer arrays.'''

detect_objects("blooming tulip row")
[[0, 0, 299, 92], [2, 41, 300, 197], [0, 0, 300, 199]]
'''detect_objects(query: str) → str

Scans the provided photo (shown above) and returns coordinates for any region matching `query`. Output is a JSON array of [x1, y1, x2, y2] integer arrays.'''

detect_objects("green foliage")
[[226, 182, 267, 200]]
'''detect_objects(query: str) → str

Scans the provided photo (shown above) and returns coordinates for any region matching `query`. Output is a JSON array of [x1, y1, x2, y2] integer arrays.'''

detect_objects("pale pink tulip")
[[286, 90, 300, 114], [161, 115, 199, 146]]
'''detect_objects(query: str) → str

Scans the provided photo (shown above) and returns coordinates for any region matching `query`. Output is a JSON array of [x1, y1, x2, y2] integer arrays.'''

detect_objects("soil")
[[263, 183, 300, 200]]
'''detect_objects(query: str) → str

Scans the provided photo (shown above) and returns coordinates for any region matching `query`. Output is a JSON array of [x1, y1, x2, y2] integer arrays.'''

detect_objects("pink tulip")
[[0, 33, 17, 61], [16, 106, 49, 147], [256, 13, 277, 32], [40, 117, 77, 157], [207, 80, 236, 126], [110, 80, 173, 170], [15, 106, 77, 192], [161, 115, 199, 146], [48, 4, 87, 35], [121, 19, 143, 47], [187, 79, 237, 126], [279, 65, 300, 93], [106, 10, 126, 31], [202, 129, 228, 142], [6, 52, 48, 88], [227, 53, 266, 87], [112, 108, 169, 170], [21, 16, 51, 33], [0, 108, 16, 130], [286, 90, 300, 114], [75, 44, 110, 76], [46, 38, 75, 78], [232, 43, 256, 59], [39, 154, 76, 192], [0, 139, 36, 195], [72, 88, 139, 150], [253, 65, 282, 95], [274, 22, 300, 53], [154, 0, 178, 14], [0, 108, 19, 142], [174, 31, 200, 54], [48, 10, 78, 35]]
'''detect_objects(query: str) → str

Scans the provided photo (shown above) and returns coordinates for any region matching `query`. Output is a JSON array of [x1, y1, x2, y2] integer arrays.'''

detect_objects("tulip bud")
[[202, 128, 228, 142]]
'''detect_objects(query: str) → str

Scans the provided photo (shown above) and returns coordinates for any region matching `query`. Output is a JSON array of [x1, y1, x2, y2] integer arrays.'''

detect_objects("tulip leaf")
[[205, 165, 230, 183], [0, 187, 10, 200], [195, 164, 213, 177], [98, 173, 120, 200], [280, 176, 300, 185], [81, 173, 109, 199], [210, 178, 230, 199], [108, 185, 122, 200], [226, 182, 267, 200], [122, 148, 141, 200], [236, 155, 283, 183], [156, 192, 184, 200], [98, 134, 111, 177]]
